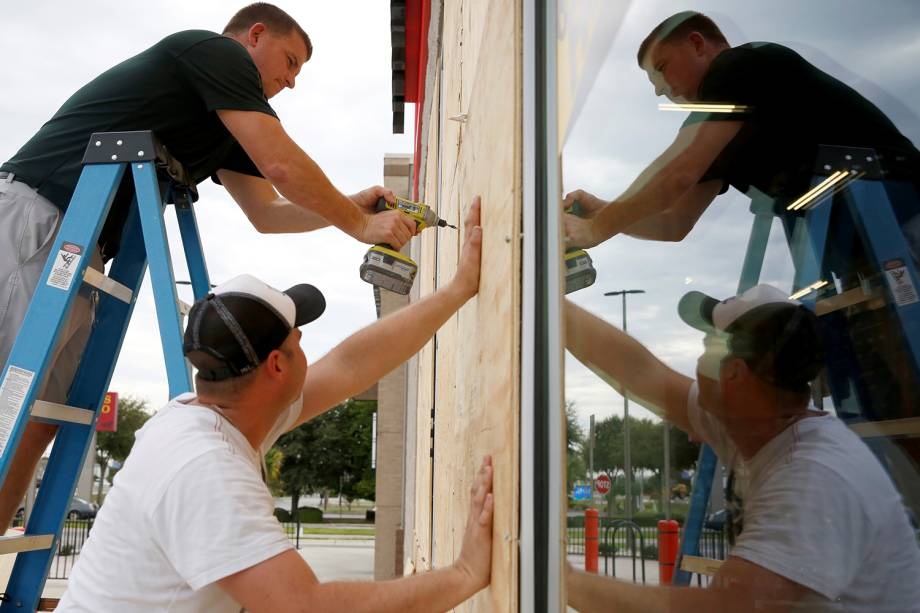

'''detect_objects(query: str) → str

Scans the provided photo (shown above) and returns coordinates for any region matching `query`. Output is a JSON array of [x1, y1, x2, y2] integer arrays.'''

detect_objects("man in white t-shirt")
[[564, 284, 920, 613], [59, 199, 494, 612]]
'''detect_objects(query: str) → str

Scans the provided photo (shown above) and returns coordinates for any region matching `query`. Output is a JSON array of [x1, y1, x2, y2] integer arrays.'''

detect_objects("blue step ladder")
[[0, 131, 211, 610], [673, 145, 920, 585]]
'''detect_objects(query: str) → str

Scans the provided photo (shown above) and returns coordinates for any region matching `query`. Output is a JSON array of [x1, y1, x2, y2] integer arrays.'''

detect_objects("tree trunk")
[[290, 490, 300, 520], [96, 460, 108, 503]]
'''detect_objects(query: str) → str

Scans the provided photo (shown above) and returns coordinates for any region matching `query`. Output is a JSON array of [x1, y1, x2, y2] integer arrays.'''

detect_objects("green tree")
[[264, 447, 284, 496], [95, 396, 151, 503], [588, 411, 701, 513], [333, 400, 376, 504], [274, 399, 376, 516], [565, 402, 586, 492], [593, 414, 624, 480]]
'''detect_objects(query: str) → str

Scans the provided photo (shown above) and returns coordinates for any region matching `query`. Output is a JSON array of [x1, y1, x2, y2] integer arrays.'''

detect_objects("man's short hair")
[[224, 3, 313, 61], [637, 11, 728, 67]]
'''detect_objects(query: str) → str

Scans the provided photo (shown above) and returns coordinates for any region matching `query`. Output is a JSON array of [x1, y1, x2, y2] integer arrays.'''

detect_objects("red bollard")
[[585, 509, 599, 573], [658, 519, 680, 584]]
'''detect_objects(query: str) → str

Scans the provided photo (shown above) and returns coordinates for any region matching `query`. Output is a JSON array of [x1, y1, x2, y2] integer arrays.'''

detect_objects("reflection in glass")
[[559, 5, 920, 611]]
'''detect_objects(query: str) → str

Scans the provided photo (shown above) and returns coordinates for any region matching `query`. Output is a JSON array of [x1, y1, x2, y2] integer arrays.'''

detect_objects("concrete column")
[[374, 154, 413, 579]]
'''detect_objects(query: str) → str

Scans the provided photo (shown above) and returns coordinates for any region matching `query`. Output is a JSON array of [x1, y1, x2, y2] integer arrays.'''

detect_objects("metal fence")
[[20, 519, 312, 581], [46, 519, 94, 580], [566, 516, 726, 584]]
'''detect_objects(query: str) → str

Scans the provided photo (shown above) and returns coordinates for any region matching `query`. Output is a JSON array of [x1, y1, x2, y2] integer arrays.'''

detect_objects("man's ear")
[[722, 357, 745, 382], [263, 349, 285, 379], [247, 22, 267, 47], [688, 31, 706, 55]]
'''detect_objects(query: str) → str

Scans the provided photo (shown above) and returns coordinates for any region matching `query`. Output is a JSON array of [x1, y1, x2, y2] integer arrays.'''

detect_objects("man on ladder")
[[0, 3, 416, 531]]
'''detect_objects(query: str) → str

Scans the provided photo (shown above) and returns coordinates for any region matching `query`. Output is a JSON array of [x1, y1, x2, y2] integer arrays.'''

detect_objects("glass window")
[[559, 3, 920, 610]]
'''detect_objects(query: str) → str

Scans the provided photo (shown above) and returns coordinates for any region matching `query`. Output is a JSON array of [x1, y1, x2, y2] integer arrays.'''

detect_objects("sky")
[[560, 0, 920, 431], [0, 1, 415, 409]]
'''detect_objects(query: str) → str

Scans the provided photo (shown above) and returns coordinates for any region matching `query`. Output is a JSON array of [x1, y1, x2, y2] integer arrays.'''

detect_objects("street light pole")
[[588, 414, 595, 483], [604, 289, 645, 522]]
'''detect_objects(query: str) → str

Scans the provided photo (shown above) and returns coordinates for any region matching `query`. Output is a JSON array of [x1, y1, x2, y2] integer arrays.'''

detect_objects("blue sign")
[[572, 485, 592, 501]]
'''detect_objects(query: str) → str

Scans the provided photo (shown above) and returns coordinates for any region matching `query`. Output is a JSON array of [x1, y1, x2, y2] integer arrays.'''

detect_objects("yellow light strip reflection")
[[787, 170, 858, 211], [658, 103, 751, 113], [789, 280, 829, 300], [787, 171, 846, 211]]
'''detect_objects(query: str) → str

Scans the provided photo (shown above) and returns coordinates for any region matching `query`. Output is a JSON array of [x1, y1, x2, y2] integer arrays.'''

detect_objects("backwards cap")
[[183, 274, 325, 381], [678, 284, 825, 392]]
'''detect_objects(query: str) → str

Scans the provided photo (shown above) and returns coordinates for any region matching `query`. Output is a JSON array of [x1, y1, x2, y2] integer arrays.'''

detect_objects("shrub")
[[296, 506, 323, 523], [273, 508, 291, 522]]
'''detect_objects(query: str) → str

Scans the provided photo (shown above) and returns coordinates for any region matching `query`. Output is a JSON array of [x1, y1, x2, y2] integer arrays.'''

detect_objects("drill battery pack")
[[564, 248, 596, 294], [360, 245, 418, 295]]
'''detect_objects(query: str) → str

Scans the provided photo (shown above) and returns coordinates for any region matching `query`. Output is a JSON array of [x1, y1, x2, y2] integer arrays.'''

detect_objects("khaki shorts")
[[0, 176, 101, 403]]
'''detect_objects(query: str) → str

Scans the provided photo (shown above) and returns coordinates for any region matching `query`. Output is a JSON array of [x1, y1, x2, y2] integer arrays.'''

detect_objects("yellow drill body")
[[359, 197, 455, 295]]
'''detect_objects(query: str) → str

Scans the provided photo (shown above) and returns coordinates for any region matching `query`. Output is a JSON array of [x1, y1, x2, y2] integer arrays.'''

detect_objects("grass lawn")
[[284, 526, 376, 537]]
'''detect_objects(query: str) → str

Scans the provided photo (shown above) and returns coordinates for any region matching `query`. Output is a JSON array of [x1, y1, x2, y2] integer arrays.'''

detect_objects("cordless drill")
[[564, 201, 597, 294], [359, 197, 456, 295]]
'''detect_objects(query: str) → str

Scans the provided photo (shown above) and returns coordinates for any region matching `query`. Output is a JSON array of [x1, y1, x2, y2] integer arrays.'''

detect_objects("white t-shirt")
[[58, 393, 303, 612], [687, 383, 920, 612]]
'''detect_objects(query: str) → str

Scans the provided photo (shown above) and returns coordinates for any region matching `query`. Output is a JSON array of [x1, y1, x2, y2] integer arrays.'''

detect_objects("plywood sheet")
[[425, 0, 522, 610], [411, 65, 443, 573]]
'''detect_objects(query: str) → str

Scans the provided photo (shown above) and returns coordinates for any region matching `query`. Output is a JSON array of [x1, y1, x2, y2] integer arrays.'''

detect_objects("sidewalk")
[[4, 539, 376, 601]]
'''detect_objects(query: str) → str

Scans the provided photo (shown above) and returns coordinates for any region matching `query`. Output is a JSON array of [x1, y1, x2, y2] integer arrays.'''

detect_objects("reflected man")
[[565, 285, 920, 612], [563, 11, 920, 247]]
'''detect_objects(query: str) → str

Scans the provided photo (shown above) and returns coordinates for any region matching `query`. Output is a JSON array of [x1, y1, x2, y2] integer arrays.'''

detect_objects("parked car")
[[15, 496, 98, 521], [704, 508, 726, 531]]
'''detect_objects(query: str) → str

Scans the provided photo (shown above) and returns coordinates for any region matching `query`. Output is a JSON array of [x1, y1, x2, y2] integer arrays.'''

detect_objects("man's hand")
[[359, 210, 417, 250], [350, 185, 396, 212], [453, 455, 494, 592], [449, 196, 483, 300], [564, 214, 604, 249], [562, 189, 608, 218], [562, 189, 608, 248]]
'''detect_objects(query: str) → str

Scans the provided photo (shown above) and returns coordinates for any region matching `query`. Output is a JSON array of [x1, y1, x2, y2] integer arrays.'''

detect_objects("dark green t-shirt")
[[684, 42, 920, 202], [1, 30, 275, 255]]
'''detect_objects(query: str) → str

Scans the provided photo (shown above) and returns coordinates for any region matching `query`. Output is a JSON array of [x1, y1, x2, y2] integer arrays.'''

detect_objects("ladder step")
[[83, 267, 133, 303], [0, 534, 54, 555], [849, 416, 920, 439], [31, 400, 94, 426], [679, 554, 724, 576], [37, 598, 60, 612]]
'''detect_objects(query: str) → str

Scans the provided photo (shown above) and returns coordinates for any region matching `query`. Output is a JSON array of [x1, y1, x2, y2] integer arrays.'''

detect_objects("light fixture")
[[786, 169, 862, 212], [790, 280, 829, 300], [658, 103, 751, 113]]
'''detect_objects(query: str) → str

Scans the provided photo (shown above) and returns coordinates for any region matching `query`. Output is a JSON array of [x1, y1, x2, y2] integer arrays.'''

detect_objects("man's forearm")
[[568, 571, 731, 613], [307, 565, 480, 613], [252, 197, 332, 233], [300, 282, 469, 420], [566, 301, 682, 411], [217, 110, 366, 238], [591, 121, 738, 243], [269, 145, 365, 239], [595, 170, 693, 242]]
